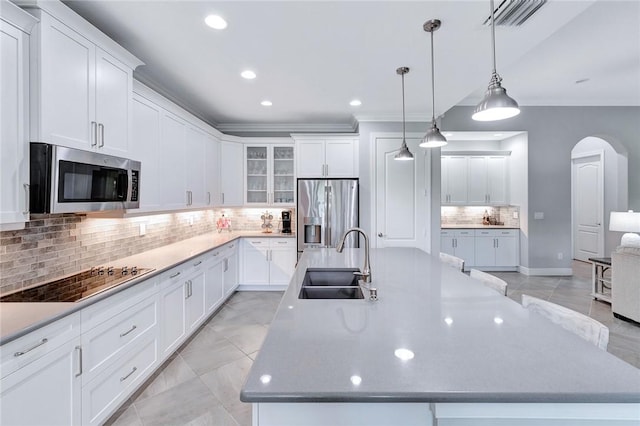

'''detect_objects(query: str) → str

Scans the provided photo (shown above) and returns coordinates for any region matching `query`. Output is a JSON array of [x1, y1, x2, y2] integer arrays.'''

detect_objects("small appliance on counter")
[[216, 214, 231, 232], [281, 210, 292, 234]]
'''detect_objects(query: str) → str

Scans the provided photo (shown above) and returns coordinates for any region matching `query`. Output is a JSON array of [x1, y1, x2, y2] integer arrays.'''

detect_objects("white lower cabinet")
[[1, 313, 82, 426], [240, 238, 296, 288], [475, 229, 519, 269], [184, 265, 206, 334], [205, 250, 225, 314], [222, 242, 239, 297], [440, 230, 475, 271], [159, 265, 189, 358]]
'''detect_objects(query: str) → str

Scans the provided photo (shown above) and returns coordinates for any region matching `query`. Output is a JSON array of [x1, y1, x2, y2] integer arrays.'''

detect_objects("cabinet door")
[[246, 146, 269, 204], [454, 235, 475, 270], [205, 257, 224, 313], [159, 112, 187, 210], [220, 141, 244, 206], [272, 145, 295, 205], [475, 236, 496, 266], [159, 278, 186, 357], [37, 14, 95, 150], [296, 140, 325, 178], [223, 248, 239, 296], [0, 21, 29, 227], [185, 271, 206, 332], [95, 48, 131, 156], [467, 156, 488, 204], [495, 236, 518, 267], [1, 338, 81, 426], [185, 126, 207, 208], [241, 240, 270, 285], [440, 235, 455, 256], [205, 134, 219, 207], [269, 240, 296, 285], [130, 94, 162, 212], [487, 156, 508, 205], [325, 139, 357, 177], [442, 156, 468, 204]]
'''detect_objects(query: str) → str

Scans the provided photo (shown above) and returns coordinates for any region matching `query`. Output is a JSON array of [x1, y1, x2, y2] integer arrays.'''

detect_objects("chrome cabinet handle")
[[98, 123, 105, 147], [223, 258, 228, 272], [213, 251, 220, 256], [75, 346, 82, 377], [91, 121, 97, 147], [120, 366, 137, 382], [23, 183, 30, 214], [193, 260, 202, 266], [170, 272, 181, 279], [14, 338, 48, 357], [207, 191, 211, 205], [221, 192, 225, 204], [120, 325, 137, 337]]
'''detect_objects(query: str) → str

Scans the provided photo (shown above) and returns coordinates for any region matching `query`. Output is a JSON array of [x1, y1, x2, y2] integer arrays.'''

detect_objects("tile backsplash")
[[441, 205, 520, 227], [0, 208, 295, 296]]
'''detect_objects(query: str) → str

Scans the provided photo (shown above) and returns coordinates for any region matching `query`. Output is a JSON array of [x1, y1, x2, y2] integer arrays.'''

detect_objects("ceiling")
[[61, 0, 640, 134]]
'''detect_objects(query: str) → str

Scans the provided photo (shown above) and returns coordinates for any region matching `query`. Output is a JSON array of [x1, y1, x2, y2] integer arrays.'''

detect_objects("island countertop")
[[241, 247, 640, 403]]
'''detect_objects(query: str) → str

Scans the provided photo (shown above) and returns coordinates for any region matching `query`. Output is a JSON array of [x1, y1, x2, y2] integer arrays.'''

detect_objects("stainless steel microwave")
[[30, 143, 141, 214]]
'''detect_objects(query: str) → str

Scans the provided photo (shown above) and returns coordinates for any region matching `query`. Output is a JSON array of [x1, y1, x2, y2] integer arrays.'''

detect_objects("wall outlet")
[[513, 211, 519, 219], [189, 217, 194, 226], [534, 212, 544, 220], [557, 252, 563, 260], [139, 223, 146, 236]]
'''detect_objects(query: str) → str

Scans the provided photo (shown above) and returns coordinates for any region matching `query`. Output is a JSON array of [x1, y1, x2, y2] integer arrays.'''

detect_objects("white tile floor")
[[106, 262, 640, 426]]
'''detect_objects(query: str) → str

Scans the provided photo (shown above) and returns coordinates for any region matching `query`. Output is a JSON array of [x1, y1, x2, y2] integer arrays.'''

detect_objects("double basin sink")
[[298, 268, 364, 299]]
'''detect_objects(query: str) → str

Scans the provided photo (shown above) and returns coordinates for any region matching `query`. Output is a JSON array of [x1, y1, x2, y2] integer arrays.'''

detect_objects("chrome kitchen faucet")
[[336, 227, 372, 284]]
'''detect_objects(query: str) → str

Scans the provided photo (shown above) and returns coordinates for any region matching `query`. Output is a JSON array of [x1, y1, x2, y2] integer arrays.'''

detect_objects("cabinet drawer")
[[82, 297, 158, 382], [245, 238, 270, 247], [81, 276, 158, 331], [82, 333, 158, 426], [158, 264, 188, 290], [475, 229, 518, 237], [1, 312, 81, 378], [270, 238, 296, 248], [441, 229, 474, 237]]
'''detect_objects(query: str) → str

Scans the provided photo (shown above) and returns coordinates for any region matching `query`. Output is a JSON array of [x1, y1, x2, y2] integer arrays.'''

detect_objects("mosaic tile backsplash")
[[441, 205, 520, 227], [0, 207, 295, 296]]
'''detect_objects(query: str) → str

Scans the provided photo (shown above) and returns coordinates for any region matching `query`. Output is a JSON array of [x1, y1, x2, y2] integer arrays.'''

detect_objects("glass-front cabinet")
[[245, 145, 294, 206]]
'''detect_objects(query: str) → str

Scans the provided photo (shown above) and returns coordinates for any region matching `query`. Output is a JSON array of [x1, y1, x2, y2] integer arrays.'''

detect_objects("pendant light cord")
[[402, 72, 406, 142], [430, 29, 436, 123], [490, 0, 497, 74]]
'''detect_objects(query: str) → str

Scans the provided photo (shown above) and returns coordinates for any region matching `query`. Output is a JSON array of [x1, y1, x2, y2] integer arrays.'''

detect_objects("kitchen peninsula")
[[241, 247, 640, 425]]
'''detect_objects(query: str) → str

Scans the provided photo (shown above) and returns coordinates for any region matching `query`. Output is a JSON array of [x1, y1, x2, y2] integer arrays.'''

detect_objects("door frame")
[[571, 149, 604, 260]]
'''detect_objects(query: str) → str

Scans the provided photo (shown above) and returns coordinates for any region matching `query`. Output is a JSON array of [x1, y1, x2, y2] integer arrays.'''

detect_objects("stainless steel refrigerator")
[[297, 178, 359, 256]]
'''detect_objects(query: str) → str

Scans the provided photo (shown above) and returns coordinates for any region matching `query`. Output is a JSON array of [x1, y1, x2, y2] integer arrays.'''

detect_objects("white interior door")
[[572, 152, 604, 261], [375, 138, 424, 248]]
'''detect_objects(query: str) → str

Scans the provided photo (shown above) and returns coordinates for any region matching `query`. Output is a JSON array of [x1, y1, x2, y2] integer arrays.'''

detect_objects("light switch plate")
[[534, 212, 544, 220]]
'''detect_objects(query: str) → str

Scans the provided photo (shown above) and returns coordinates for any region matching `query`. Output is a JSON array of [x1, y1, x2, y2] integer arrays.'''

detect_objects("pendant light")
[[420, 19, 447, 148], [472, 0, 520, 121], [394, 67, 414, 161]]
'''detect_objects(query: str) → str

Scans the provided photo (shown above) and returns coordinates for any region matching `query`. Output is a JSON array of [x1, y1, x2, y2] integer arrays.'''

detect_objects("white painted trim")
[[1, 0, 38, 33], [571, 149, 605, 160], [355, 113, 432, 122], [218, 122, 358, 133], [237, 285, 287, 292], [290, 132, 359, 139], [519, 266, 573, 276]]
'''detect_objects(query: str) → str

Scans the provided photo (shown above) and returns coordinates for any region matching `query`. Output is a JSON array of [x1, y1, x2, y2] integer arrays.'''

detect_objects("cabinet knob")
[[377, 232, 383, 238]]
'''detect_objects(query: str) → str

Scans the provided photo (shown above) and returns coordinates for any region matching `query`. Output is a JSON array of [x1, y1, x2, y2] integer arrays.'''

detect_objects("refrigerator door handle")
[[325, 184, 332, 247]]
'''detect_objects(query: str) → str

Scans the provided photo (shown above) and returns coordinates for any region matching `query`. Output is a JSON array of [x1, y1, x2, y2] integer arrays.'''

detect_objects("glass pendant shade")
[[395, 140, 414, 160], [420, 121, 447, 148], [472, 0, 520, 122], [394, 66, 414, 161]]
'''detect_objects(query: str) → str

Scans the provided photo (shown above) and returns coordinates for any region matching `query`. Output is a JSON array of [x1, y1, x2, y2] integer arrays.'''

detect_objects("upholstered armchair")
[[611, 246, 640, 324]]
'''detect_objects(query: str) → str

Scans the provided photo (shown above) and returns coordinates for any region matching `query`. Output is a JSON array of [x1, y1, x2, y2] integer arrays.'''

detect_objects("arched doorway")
[[571, 136, 628, 261]]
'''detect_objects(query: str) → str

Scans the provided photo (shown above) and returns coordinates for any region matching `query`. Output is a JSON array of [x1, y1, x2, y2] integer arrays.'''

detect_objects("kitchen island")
[[241, 247, 640, 426]]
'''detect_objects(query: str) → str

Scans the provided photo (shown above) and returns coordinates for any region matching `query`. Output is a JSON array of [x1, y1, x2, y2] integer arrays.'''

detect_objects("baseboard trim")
[[519, 266, 573, 276]]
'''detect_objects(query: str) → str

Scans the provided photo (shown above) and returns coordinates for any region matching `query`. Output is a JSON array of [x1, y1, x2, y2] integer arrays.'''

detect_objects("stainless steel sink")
[[298, 268, 364, 299]]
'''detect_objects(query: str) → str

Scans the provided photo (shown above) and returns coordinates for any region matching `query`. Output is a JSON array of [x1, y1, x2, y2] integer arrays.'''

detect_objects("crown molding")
[[216, 121, 358, 134], [355, 112, 433, 122]]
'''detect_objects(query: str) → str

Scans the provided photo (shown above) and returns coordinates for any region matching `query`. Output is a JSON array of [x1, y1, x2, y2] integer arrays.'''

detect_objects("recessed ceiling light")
[[261, 100, 273, 106], [204, 15, 227, 30], [241, 70, 256, 80], [494, 317, 504, 325], [349, 99, 362, 106], [394, 348, 414, 361], [444, 317, 453, 325]]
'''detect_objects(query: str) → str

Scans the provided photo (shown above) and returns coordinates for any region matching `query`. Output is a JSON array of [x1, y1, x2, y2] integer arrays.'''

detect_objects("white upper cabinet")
[[245, 144, 295, 206], [159, 111, 187, 210], [219, 141, 244, 206], [293, 134, 359, 178], [442, 154, 509, 206], [22, 1, 142, 155], [0, 3, 36, 230], [185, 125, 207, 208]]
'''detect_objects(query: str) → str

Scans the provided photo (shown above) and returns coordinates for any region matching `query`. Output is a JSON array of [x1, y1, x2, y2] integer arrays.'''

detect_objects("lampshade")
[[610, 210, 640, 247], [394, 66, 414, 161], [420, 19, 447, 149], [472, 0, 520, 122]]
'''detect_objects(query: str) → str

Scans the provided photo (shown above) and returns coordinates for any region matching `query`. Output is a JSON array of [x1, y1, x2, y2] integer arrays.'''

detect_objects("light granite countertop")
[[241, 247, 640, 403], [0, 231, 295, 345]]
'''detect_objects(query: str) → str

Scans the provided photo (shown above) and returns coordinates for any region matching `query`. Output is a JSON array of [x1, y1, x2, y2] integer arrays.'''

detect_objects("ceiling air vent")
[[483, 0, 548, 26]]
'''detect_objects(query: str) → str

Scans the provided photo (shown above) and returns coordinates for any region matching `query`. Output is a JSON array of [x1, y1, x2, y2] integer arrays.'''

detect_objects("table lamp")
[[609, 210, 640, 247]]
